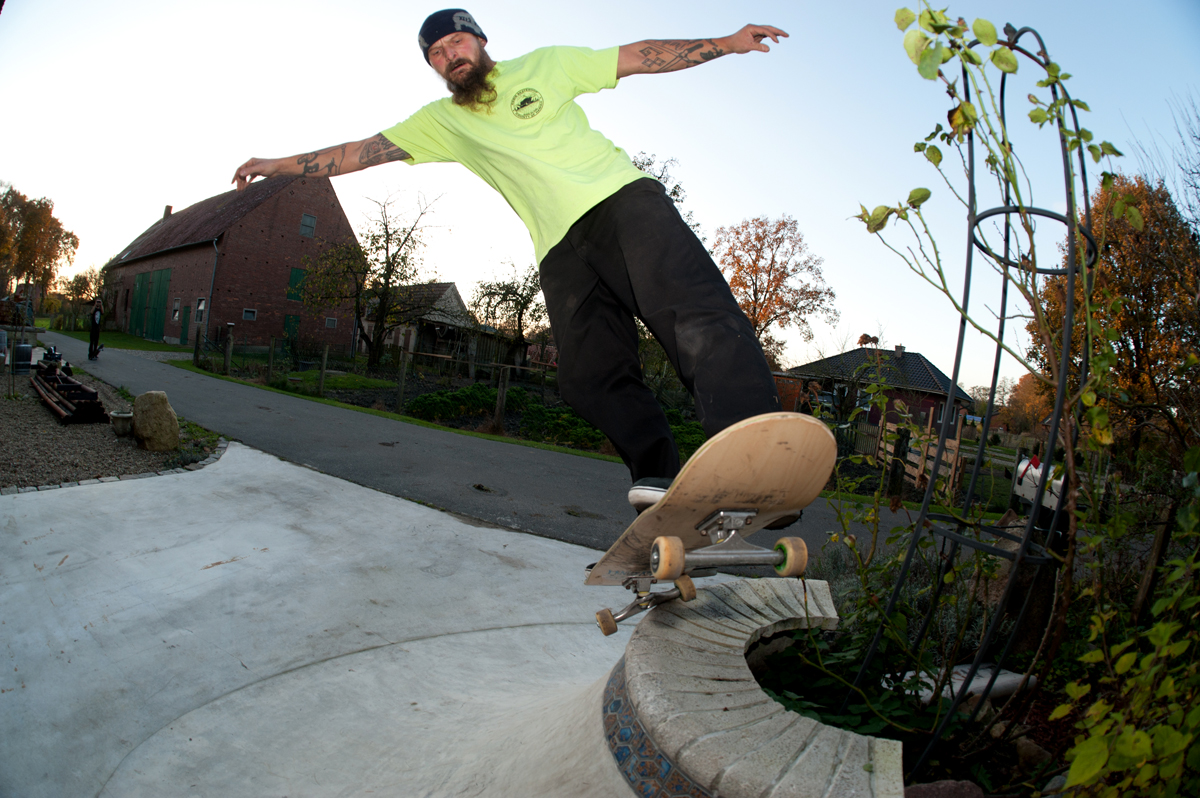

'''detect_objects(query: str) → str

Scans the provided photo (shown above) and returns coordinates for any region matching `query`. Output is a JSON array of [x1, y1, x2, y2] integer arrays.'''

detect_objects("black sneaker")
[[628, 477, 673, 513]]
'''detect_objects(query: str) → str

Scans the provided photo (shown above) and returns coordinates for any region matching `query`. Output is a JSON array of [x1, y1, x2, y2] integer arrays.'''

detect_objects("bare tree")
[[470, 261, 545, 366]]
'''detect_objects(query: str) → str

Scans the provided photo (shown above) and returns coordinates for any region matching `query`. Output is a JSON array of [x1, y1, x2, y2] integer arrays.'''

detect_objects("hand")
[[725, 24, 788, 54], [231, 157, 278, 191]]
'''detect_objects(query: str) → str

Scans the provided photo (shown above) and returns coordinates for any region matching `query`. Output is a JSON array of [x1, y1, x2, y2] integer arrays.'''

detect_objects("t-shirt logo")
[[510, 88, 544, 120]]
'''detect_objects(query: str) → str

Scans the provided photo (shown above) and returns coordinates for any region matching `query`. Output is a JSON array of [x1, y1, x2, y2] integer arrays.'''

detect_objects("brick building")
[[103, 176, 357, 347]]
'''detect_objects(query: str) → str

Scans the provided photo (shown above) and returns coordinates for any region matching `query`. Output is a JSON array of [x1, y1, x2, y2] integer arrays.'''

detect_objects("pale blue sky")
[[1, 0, 1197, 387]]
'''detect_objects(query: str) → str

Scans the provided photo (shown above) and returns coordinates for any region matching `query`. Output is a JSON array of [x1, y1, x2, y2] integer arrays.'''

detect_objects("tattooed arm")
[[232, 133, 412, 191], [616, 24, 787, 79]]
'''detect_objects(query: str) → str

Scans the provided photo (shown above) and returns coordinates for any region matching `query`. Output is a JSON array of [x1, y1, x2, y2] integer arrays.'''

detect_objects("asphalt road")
[[39, 331, 894, 561]]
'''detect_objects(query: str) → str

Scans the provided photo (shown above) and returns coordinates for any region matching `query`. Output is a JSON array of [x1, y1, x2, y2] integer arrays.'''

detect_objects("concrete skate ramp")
[[1, 443, 638, 797]]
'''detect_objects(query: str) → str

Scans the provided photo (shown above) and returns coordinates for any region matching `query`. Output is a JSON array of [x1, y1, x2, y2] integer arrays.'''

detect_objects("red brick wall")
[[109, 178, 357, 347]]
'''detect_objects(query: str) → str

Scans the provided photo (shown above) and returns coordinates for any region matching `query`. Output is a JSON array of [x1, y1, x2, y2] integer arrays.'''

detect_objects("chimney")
[[895, 344, 905, 358], [163, 205, 173, 220]]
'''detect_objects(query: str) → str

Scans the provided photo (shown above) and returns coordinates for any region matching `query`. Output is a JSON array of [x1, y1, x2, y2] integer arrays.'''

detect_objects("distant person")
[[88, 299, 102, 360], [233, 9, 785, 512]]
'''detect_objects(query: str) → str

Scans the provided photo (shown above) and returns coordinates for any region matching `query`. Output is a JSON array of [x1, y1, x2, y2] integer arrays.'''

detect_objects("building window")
[[299, 213, 316, 237], [172, 298, 180, 321], [243, 308, 257, 321], [196, 298, 205, 323], [288, 267, 306, 300], [325, 317, 337, 329]]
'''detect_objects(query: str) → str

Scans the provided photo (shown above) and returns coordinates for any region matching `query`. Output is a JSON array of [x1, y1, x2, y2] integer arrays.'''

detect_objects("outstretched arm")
[[232, 133, 412, 191], [616, 24, 787, 78]]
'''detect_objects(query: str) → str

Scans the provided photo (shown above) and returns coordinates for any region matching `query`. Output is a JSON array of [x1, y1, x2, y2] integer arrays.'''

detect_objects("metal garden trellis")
[[842, 23, 1101, 777]]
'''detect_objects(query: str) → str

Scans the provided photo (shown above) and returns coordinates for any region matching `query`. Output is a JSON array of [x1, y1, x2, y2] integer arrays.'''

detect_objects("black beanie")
[[418, 9, 486, 63]]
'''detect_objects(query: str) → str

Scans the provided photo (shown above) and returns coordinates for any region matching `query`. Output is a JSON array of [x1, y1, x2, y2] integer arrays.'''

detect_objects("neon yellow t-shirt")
[[381, 45, 648, 262]]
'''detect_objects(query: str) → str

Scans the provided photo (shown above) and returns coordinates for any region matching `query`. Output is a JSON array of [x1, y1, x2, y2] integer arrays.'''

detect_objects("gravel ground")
[[0, 369, 216, 489]]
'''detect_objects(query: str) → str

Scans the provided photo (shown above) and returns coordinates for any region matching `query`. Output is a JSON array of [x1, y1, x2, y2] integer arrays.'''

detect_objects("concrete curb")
[[608, 579, 904, 798], [0, 439, 228, 495]]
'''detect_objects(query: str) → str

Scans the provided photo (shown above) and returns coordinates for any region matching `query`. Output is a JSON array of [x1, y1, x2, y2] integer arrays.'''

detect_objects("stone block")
[[98, 477, 119, 483], [59, 482, 79, 488], [37, 485, 60, 491], [78, 480, 101, 486], [132, 391, 179, 451], [19, 486, 39, 493], [2, 487, 19, 495]]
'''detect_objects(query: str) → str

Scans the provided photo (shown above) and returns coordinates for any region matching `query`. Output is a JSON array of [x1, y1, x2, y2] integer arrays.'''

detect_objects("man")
[[233, 10, 785, 511], [88, 299, 103, 360]]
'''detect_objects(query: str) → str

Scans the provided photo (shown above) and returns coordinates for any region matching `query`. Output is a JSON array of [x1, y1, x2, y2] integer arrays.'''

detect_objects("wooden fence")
[[876, 412, 968, 496]]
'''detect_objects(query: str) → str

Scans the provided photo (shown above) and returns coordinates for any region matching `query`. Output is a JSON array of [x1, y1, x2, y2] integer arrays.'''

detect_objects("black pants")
[[88, 326, 101, 359], [539, 178, 780, 482]]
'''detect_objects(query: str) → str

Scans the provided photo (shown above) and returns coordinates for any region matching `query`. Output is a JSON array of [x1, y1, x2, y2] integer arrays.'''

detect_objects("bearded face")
[[444, 50, 497, 111]]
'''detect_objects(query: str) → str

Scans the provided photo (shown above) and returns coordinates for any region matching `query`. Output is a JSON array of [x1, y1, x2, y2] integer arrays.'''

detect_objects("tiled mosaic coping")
[[1, 439, 229, 495], [607, 579, 904, 798]]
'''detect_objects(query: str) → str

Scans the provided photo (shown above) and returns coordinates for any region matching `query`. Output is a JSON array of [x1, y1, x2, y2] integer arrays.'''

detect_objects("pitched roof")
[[105, 176, 302, 268], [788, 347, 972, 404]]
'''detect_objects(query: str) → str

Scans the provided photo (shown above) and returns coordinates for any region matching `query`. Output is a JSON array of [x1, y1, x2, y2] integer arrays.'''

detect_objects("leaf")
[[1125, 205, 1144, 231], [1049, 704, 1073, 721], [925, 145, 943, 167], [1066, 737, 1110, 786], [907, 188, 932, 208], [895, 7, 917, 31], [1080, 648, 1106, 663], [990, 47, 1018, 73], [904, 29, 930, 65], [947, 101, 979, 139], [972, 18, 998, 46], [1100, 141, 1124, 157], [919, 42, 944, 80], [1073, 99, 1091, 112], [867, 205, 894, 234], [924, 123, 944, 142], [914, 142, 927, 152], [1114, 651, 1137, 674], [1088, 144, 1103, 163]]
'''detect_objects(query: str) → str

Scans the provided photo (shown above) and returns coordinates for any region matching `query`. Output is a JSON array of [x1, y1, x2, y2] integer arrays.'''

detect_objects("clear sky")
[[2, 0, 1197, 389]]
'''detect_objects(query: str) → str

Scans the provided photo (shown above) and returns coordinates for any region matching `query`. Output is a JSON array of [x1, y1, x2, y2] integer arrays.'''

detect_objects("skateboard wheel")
[[674, 575, 696, 602], [596, 608, 618, 636], [774, 537, 808, 577], [651, 536, 686, 581]]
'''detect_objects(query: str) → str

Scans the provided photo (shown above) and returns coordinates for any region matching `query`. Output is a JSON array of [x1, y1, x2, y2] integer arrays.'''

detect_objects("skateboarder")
[[88, 299, 103, 360], [232, 9, 785, 509]]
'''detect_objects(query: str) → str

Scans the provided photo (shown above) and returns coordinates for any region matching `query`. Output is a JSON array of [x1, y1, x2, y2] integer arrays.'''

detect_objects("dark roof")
[[788, 347, 972, 404], [104, 176, 301, 268]]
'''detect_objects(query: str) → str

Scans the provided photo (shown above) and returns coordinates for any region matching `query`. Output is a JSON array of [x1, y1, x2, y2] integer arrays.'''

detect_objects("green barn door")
[[130, 273, 148, 337], [179, 306, 191, 345], [145, 268, 172, 340]]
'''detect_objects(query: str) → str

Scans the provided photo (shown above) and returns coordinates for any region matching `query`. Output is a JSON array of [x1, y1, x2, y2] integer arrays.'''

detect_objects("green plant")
[[1052, 447, 1200, 796]]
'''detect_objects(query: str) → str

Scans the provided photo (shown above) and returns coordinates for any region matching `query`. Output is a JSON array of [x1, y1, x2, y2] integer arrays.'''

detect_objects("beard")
[[445, 52, 497, 111]]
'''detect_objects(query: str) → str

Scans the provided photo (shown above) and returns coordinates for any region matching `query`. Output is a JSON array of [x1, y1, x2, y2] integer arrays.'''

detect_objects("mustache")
[[447, 58, 472, 74]]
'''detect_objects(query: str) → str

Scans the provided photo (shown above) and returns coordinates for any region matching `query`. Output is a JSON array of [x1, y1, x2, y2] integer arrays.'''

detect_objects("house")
[[358, 282, 531, 369], [102, 176, 357, 347], [786, 345, 973, 425]]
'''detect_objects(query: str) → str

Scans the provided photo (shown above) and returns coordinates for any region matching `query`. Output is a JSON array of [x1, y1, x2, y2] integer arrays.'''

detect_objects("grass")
[[49, 330, 192, 352], [165, 360, 626, 465], [285, 370, 396, 390]]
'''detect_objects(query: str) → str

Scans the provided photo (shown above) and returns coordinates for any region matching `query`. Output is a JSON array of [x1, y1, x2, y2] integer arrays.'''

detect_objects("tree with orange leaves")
[[712, 214, 837, 369], [1029, 174, 1199, 460]]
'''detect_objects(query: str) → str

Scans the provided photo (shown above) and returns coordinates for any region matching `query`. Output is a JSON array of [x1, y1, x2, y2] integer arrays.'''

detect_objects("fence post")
[[492, 366, 509, 430], [396, 350, 408, 415], [318, 344, 329, 397], [193, 331, 201, 367], [268, 336, 274, 379], [223, 334, 233, 375], [886, 427, 911, 500]]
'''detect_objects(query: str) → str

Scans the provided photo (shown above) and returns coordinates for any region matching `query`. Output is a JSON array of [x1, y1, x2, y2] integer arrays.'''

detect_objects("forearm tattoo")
[[297, 145, 347, 178], [637, 39, 726, 72], [359, 134, 412, 167]]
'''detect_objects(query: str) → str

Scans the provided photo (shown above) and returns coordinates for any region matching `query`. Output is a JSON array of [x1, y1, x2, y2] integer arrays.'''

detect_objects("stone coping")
[[614, 578, 904, 798], [1, 439, 228, 495]]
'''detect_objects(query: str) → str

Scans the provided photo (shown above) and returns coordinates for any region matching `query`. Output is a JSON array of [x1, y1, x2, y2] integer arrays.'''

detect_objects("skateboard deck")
[[585, 412, 837, 586]]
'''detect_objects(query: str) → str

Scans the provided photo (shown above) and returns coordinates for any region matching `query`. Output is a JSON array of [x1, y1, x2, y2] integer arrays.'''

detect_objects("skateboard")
[[587, 412, 837, 635]]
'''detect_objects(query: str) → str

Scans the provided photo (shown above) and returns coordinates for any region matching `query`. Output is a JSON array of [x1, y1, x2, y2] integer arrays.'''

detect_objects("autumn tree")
[[300, 195, 441, 369], [470, 262, 545, 366], [0, 182, 79, 296], [60, 267, 100, 314], [712, 214, 838, 369], [967, 376, 1014, 417], [1029, 174, 1199, 460], [997, 373, 1052, 436]]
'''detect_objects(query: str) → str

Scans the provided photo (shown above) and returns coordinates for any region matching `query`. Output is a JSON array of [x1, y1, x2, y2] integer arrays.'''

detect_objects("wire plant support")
[[842, 23, 1100, 778]]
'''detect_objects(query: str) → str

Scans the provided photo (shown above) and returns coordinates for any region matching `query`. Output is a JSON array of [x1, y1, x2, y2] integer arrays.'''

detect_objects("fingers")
[[232, 158, 263, 191], [742, 23, 788, 52]]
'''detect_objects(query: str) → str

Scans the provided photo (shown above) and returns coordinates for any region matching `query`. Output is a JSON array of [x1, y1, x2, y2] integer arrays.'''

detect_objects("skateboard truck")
[[594, 509, 809, 636]]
